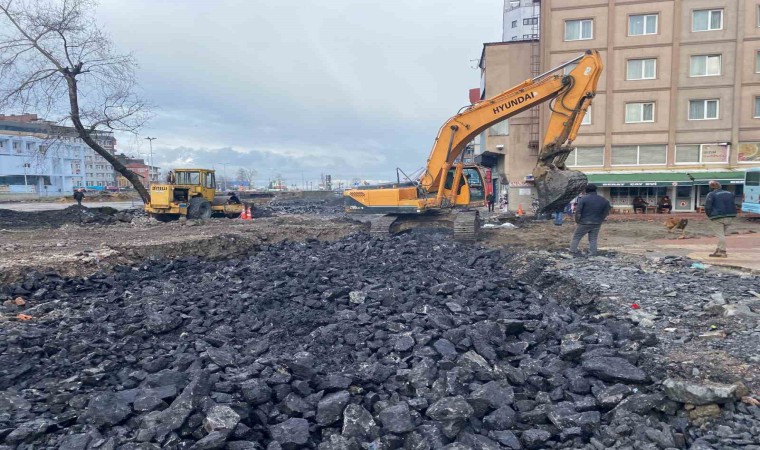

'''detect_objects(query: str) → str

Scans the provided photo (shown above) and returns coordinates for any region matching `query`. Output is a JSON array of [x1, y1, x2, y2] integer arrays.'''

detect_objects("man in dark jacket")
[[704, 180, 737, 258], [486, 193, 495, 212], [73, 189, 84, 206], [570, 184, 611, 256]]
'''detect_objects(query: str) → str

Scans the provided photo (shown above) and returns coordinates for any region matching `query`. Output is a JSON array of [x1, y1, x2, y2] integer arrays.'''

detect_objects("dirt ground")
[[2, 212, 758, 284], [483, 213, 759, 253], [0, 216, 362, 283]]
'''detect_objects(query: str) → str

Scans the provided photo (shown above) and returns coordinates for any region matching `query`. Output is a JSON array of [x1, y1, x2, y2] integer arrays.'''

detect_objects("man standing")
[[570, 184, 611, 256], [704, 180, 737, 258], [486, 193, 495, 212], [73, 189, 84, 206]]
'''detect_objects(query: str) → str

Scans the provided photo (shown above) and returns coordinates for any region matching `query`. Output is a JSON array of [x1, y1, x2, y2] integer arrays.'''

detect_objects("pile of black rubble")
[[0, 205, 138, 229], [264, 198, 344, 215], [0, 232, 755, 449]]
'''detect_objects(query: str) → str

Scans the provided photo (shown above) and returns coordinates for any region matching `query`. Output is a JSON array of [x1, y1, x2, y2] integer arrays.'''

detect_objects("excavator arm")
[[419, 50, 603, 212]]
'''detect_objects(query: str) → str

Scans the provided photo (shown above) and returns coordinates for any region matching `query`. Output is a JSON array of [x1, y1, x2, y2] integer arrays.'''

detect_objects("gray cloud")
[[97, 1, 501, 185]]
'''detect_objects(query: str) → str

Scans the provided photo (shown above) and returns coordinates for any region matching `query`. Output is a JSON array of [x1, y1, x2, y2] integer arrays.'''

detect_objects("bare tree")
[[0, 0, 151, 202], [236, 167, 256, 188]]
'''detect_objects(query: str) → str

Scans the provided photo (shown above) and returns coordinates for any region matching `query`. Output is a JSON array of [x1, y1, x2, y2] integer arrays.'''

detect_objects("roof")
[[586, 171, 746, 187]]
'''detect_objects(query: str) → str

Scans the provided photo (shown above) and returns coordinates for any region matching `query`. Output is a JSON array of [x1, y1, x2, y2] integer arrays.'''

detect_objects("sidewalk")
[[645, 232, 760, 272]]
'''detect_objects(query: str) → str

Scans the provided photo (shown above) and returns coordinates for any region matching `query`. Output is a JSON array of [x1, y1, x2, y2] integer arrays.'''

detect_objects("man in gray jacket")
[[570, 184, 611, 256], [704, 180, 737, 258]]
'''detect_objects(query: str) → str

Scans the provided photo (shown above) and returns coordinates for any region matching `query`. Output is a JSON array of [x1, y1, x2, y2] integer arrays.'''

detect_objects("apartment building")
[[479, 0, 760, 212], [503, 0, 541, 42], [539, 0, 760, 211], [0, 115, 86, 196]]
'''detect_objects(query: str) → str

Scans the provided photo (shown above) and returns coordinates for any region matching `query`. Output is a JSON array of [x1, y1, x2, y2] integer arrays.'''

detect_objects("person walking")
[[486, 193, 495, 212], [73, 189, 85, 206], [570, 184, 611, 256], [704, 180, 737, 258]]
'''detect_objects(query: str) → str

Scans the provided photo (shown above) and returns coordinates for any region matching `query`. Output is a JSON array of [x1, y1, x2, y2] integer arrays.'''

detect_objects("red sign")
[[469, 88, 481, 105]]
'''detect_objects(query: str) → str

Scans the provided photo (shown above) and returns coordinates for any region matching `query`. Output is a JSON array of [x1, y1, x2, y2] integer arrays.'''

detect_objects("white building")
[[0, 132, 86, 196], [502, 0, 540, 42], [0, 115, 118, 196]]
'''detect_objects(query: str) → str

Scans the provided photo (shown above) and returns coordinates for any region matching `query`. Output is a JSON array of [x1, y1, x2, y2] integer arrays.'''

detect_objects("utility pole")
[[144, 137, 156, 185], [219, 163, 231, 191]]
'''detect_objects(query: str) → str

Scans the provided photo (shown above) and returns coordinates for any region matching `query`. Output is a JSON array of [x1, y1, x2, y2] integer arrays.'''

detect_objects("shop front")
[[585, 171, 745, 212]]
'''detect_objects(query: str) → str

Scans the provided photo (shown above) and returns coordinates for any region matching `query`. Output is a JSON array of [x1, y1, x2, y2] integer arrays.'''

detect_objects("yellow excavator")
[[344, 50, 603, 240]]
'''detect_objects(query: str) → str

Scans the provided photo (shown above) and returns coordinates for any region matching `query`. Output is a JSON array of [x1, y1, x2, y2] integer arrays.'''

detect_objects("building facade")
[[480, 0, 760, 212], [503, 0, 541, 42], [541, 0, 760, 211], [0, 114, 120, 195], [0, 115, 85, 196]]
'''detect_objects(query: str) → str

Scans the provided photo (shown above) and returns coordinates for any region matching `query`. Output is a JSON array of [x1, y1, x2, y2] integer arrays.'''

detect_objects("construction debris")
[[1, 231, 758, 449]]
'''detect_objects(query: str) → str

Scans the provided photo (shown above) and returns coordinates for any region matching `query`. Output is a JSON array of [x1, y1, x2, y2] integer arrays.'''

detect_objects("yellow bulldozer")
[[144, 168, 244, 221]]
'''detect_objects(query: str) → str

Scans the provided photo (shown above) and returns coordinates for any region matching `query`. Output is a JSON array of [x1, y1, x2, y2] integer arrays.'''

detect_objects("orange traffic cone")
[[240, 207, 250, 220], [517, 204, 524, 216], [247, 207, 253, 220]]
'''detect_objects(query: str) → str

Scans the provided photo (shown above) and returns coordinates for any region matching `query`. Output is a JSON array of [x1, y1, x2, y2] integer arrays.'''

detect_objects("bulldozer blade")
[[533, 165, 588, 214]]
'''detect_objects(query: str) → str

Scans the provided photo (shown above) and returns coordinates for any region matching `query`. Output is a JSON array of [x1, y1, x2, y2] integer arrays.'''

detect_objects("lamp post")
[[23, 163, 30, 190], [145, 137, 156, 184]]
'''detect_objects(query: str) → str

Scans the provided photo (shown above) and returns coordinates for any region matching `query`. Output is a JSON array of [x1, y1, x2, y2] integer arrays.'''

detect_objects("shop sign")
[[738, 143, 760, 163], [702, 144, 729, 163]]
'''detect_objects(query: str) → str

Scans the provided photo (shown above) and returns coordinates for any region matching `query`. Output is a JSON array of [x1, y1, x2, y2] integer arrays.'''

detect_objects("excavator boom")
[[419, 50, 602, 211], [344, 50, 604, 238]]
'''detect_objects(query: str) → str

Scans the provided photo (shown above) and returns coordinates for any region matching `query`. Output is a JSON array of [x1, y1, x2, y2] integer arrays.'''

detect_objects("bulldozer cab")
[[171, 169, 217, 202]]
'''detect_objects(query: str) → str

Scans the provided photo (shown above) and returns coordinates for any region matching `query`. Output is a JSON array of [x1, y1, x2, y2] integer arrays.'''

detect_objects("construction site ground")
[[1, 203, 759, 449]]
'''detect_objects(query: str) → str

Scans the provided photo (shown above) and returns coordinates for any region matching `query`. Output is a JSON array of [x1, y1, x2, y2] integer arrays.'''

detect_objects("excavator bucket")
[[533, 165, 587, 214]]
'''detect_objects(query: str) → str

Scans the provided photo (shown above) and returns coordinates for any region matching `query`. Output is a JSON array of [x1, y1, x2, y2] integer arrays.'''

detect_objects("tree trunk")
[[64, 72, 150, 204]]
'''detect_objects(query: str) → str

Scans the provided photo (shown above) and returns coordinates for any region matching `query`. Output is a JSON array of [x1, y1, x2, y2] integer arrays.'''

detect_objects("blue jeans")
[[553, 212, 564, 225]]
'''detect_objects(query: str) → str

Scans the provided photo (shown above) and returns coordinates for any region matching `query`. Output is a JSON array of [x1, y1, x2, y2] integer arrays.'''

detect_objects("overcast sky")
[[97, 1, 502, 187]]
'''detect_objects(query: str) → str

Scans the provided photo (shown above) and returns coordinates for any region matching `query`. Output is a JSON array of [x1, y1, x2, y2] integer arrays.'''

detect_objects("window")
[[625, 102, 655, 123], [13, 141, 21, 154], [755, 96, 760, 118], [612, 145, 666, 165], [581, 106, 591, 125], [565, 19, 593, 41], [567, 146, 604, 166], [689, 55, 721, 77], [629, 14, 658, 36], [675, 144, 729, 163], [489, 119, 509, 136], [757, 51, 760, 73], [512, 20, 517, 28], [523, 17, 538, 25], [692, 9, 722, 32], [626, 59, 656, 80], [688, 99, 719, 120]]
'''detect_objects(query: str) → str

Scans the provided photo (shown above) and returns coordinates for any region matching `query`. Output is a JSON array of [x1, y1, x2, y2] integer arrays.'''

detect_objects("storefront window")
[[675, 144, 729, 164]]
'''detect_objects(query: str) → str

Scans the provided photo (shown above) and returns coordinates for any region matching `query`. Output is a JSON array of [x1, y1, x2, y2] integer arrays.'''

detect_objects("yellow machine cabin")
[[144, 169, 244, 221], [345, 50, 604, 240]]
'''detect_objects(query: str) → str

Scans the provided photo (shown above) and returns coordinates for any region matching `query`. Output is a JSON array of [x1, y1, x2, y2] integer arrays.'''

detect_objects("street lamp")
[[145, 137, 156, 184], [219, 163, 231, 191]]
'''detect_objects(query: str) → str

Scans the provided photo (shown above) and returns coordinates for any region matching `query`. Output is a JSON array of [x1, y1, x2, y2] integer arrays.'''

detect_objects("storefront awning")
[[687, 171, 745, 185], [586, 173, 693, 187]]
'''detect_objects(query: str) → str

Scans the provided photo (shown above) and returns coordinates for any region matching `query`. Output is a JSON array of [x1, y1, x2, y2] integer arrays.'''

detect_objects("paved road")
[[0, 201, 143, 212]]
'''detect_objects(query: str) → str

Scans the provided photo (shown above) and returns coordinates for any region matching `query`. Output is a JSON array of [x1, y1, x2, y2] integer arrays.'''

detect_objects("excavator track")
[[369, 215, 398, 237], [453, 210, 479, 242]]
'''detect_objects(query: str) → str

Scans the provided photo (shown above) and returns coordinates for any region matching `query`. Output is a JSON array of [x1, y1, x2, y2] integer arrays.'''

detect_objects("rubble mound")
[[1, 232, 757, 449], [0, 205, 141, 229], [263, 197, 344, 215]]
